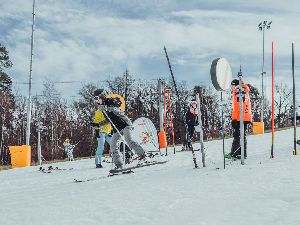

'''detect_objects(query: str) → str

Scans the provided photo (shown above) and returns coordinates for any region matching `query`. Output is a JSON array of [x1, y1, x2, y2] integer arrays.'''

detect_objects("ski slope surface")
[[1, 128, 300, 225]]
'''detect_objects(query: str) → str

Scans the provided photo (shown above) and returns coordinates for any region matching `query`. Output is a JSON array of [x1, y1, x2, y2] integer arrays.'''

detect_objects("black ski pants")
[[184, 124, 195, 149], [231, 120, 248, 158]]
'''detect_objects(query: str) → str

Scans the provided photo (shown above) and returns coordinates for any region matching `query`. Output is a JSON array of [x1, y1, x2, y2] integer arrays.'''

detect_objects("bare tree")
[[0, 43, 14, 165], [275, 83, 292, 128]]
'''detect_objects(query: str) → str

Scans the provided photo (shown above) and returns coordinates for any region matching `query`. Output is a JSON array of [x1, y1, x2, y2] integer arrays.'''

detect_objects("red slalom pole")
[[271, 42, 275, 158]]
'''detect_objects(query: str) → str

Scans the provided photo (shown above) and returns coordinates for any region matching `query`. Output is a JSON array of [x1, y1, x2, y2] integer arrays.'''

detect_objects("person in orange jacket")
[[230, 79, 252, 158]]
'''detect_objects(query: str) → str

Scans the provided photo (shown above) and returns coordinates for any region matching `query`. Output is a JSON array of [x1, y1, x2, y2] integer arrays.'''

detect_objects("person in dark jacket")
[[93, 89, 146, 169], [182, 100, 199, 151]]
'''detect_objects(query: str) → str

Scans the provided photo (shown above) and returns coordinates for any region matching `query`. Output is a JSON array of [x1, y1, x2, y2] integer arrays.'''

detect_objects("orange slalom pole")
[[163, 88, 167, 132], [168, 92, 176, 154]]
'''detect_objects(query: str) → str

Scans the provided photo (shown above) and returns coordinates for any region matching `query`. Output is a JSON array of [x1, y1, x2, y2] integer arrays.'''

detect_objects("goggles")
[[94, 95, 104, 100]]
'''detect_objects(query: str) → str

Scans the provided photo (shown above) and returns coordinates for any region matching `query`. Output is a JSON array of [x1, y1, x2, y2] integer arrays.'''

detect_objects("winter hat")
[[190, 100, 197, 108], [231, 79, 239, 86]]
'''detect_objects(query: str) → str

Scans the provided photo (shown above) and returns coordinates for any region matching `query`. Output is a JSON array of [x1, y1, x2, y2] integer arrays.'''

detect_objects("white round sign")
[[132, 117, 158, 152], [210, 58, 232, 91]]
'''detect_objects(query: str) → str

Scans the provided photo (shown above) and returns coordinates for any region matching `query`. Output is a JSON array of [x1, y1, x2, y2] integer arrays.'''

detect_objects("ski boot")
[[138, 154, 150, 165], [96, 164, 103, 168]]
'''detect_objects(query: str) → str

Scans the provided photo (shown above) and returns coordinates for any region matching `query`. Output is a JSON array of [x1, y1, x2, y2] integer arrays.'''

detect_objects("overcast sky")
[[0, 0, 299, 100]]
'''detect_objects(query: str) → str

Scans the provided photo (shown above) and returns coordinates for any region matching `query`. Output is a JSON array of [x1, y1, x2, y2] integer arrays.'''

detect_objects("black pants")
[[184, 125, 195, 149], [231, 120, 248, 158]]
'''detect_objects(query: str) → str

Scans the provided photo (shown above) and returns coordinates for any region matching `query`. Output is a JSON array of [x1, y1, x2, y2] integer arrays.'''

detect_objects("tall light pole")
[[26, 0, 36, 145], [258, 20, 272, 122]]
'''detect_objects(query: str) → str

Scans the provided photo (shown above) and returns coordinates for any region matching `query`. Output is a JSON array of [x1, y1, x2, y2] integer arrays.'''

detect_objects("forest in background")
[[0, 43, 295, 165]]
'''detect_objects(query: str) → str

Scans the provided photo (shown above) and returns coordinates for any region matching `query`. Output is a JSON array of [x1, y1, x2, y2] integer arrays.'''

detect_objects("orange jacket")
[[232, 83, 252, 122]]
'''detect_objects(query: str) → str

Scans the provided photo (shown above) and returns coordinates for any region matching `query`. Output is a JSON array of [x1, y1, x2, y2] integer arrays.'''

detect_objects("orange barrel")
[[9, 145, 31, 168], [252, 122, 264, 134], [158, 131, 167, 148]]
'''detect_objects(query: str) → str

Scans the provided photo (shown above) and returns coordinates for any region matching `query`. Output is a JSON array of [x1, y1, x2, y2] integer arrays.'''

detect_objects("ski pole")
[[292, 43, 297, 155], [196, 93, 206, 167], [237, 66, 245, 165], [221, 92, 225, 169], [101, 108, 128, 165]]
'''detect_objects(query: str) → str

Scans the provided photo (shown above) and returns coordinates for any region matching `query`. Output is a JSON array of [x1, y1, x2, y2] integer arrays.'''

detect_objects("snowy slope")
[[1, 128, 300, 225]]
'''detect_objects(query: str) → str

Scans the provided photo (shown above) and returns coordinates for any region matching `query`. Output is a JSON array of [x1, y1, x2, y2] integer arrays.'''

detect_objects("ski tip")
[[74, 179, 81, 183]]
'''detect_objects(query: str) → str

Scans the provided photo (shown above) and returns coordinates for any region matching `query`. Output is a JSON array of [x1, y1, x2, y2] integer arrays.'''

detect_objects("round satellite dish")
[[210, 58, 232, 91]]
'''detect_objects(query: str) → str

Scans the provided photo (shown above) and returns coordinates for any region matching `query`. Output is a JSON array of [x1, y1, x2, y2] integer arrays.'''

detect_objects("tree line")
[[0, 43, 294, 165]]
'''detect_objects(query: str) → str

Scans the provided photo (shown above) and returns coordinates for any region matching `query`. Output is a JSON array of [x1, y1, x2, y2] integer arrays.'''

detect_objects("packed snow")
[[1, 128, 300, 225]]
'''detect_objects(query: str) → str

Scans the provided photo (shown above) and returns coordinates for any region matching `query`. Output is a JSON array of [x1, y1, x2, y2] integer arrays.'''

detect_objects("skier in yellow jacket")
[[91, 89, 113, 168]]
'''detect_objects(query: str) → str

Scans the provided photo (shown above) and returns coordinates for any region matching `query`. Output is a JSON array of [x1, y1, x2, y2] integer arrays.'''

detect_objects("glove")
[[97, 105, 107, 111], [90, 122, 99, 128]]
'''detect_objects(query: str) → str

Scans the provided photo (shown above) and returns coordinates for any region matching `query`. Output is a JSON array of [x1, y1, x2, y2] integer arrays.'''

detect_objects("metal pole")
[[124, 70, 128, 113], [196, 93, 205, 167], [37, 125, 42, 165], [238, 66, 245, 165], [292, 43, 297, 155], [51, 120, 54, 159], [271, 42, 275, 158], [164, 46, 179, 98], [221, 92, 225, 169], [157, 79, 163, 155], [25, 0, 36, 145], [261, 27, 265, 122]]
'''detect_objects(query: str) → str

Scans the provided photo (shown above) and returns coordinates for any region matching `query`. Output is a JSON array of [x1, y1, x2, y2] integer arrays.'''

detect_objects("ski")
[[74, 170, 134, 183], [74, 161, 167, 183], [39, 166, 73, 173], [109, 161, 168, 175], [74, 176, 107, 183], [176, 149, 200, 152]]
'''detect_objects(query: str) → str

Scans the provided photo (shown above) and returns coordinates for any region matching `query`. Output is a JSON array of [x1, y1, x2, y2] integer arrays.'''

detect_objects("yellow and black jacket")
[[92, 110, 112, 134]]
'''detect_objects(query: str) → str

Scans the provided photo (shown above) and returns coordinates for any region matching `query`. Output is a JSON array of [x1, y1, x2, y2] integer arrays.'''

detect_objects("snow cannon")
[[210, 58, 232, 91], [9, 145, 31, 168], [210, 57, 232, 169]]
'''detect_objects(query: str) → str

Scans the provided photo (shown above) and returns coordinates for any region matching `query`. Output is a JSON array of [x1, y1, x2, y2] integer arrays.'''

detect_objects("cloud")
[[1, 0, 300, 100]]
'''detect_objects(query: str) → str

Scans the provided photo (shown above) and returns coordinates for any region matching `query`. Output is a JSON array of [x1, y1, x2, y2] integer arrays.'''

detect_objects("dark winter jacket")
[[105, 109, 132, 132], [96, 96, 132, 132], [185, 109, 199, 126]]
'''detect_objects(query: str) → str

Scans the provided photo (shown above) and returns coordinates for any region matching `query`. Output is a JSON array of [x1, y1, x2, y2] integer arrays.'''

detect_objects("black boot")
[[231, 137, 240, 158], [96, 164, 103, 168], [244, 136, 247, 158]]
